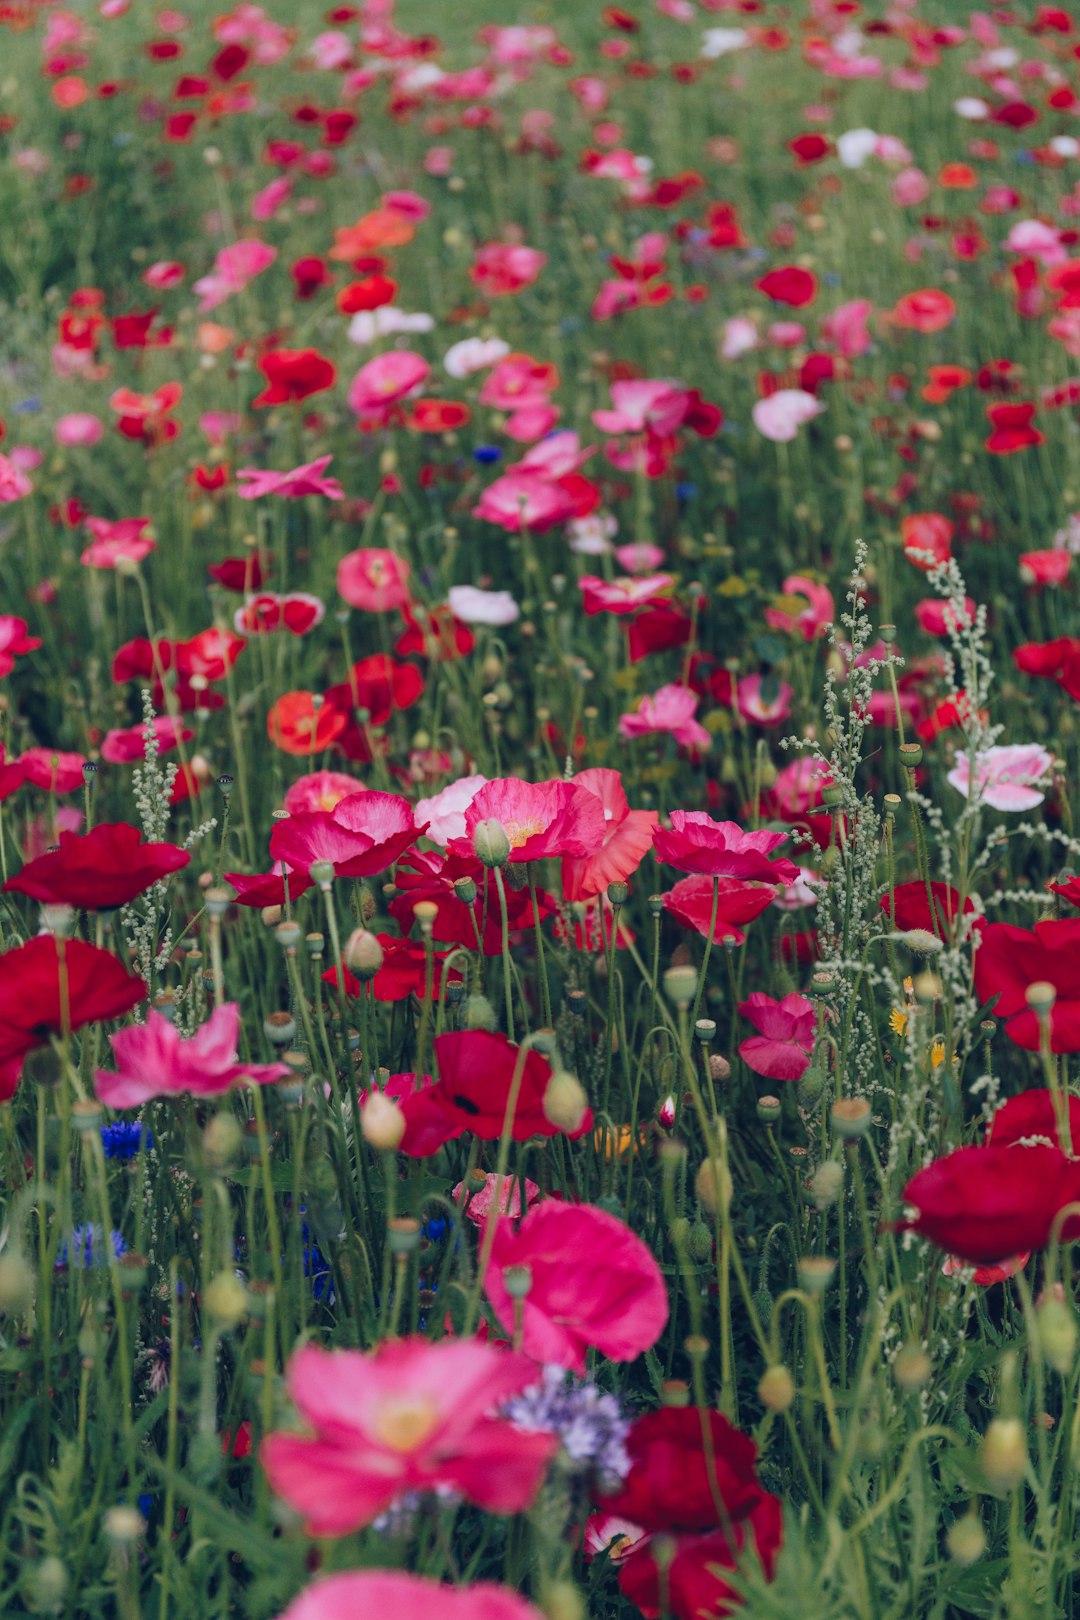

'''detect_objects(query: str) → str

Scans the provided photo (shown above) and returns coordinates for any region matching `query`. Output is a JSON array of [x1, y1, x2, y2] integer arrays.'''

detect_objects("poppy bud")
[[758, 1364, 796, 1413], [464, 993, 497, 1031], [204, 1272, 248, 1327], [275, 920, 301, 950], [204, 1111, 243, 1168], [687, 1221, 713, 1262], [947, 1513, 986, 1566], [709, 1054, 731, 1082], [1037, 1297, 1077, 1374], [473, 818, 510, 867], [893, 1344, 932, 1391], [205, 886, 231, 919], [543, 1070, 589, 1133], [542, 1579, 585, 1620], [344, 929, 383, 980], [412, 900, 439, 934], [362, 1091, 405, 1151], [695, 1155, 732, 1215], [810, 1160, 844, 1210], [359, 885, 378, 923], [895, 928, 943, 955], [980, 1418, 1027, 1492], [103, 1506, 146, 1545], [29, 1556, 68, 1611], [0, 1249, 34, 1311]]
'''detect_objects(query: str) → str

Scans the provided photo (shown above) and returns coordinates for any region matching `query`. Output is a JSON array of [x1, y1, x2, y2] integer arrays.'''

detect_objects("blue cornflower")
[[502, 1366, 631, 1489], [101, 1121, 152, 1162], [473, 445, 502, 464], [56, 1224, 127, 1270], [675, 482, 698, 504], [14, 397, 41, 415]]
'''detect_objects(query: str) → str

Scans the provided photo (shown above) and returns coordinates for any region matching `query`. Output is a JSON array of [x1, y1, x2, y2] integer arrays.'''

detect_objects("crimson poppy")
[[901, 1142, 1080, 1264], [0, 936, 147, 1099], [755, 266, 818, 308], [252, 348, 337, 408], [974, 919, 1080, 1050], [5, 823, 189, 909], [984, 401, 1044, 454]]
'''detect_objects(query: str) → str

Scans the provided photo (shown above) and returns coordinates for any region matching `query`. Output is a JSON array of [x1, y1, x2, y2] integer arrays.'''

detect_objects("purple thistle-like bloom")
[[502, 1366, 631, 1489]]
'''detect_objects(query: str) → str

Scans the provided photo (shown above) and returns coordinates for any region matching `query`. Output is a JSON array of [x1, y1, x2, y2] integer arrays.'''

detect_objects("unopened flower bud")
[[344, 929, 383, 980], [0, 1249, 34, 1311], [980, 1417, 1027, 1492], [913, 972, 941, 1005], [542, 1578, 586, 1620], [103, 1506, 146, 1544], [947, 1513, 986, 1566], [204, 1272, 248, 1327], [543, 1070, 589, 1133], [361, 1090, 405, 1151], [893, 1344, 932, 1391], [686, 1221, 713, 1263], [810, 1160, 844, 1211], [473, 818, 511, 867], [464, 992, 497, 1031], [1037, 1296, 1077, 1374], [203, 1111, 243, 1168], [709, 1053, 731, 1082], [758, 1364, 796, 1413], [797, 1256, 836, 1296], [412, 900, 439, 933], [29, 1554, 68, 1610], [387, 1217, 421, 1255], [695, 1155, 732, 1215], [895, 928, 942, 955]]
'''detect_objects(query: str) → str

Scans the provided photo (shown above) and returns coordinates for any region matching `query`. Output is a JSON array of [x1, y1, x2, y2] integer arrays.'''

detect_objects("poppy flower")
[[236, 457, 344, 500], [485, 1201, 668, 1373], [947, 745, 1052, 811], [738, 991, 816, 1080], [755, 266, 818, 307], [80, 517, 156, 570], [224, 865, 314, 908], [974, 918, 1080, 1051], [347, 351, 430, 423], [388, 850, 553, 956], [0, 616, 41, 676], [901, 511, 954, 570], [322, 655, 425, 748], [900, 1142, 1080, 1264], [0, 936, 147, 1099], [261, 1338, 558, 1537], [269, 791, 418, 880], [653, 813, 799, 884], [193, 239, 276, 312], [101, 717, 193, 764], [603, 1406, 772, 1534], [984, 402, 1044, 454], [95, 1003, 289, 1107], [323, 936, 463, 1003], [0, 748, 87, 798], [1020, 550, 1070, 587], [752, 388, 825, 442], [1012, 638, 1080, 682], [266, 692, 347, 756], [252, 348, 337, 407], [336, 548, 411, 612], [988, 1090, 1080, 1154], [336, 273, 397, 314], [617, 1499, 783, 1620], [921, 364, 973, 404], [5, 823, 189, 909], [470, 242, 547, 297], [618, 684, 710, 750], [277, 1572, 546, 1620], [561, 768, 658, 901], [663, 875, 776, 945], [395, 1029, 593, 1156], [449, 777, 607, 865], [881, 881, 982, 941], [890, 288, 956, 333]]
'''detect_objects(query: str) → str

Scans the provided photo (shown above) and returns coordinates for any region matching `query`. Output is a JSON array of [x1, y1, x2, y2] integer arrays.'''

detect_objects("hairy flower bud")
[[758, 1364, 795, 1413], [473, 818, 511, 867], [543, 1070, 589, 1134], [980, 1418, 1027, 1492], [1037, 1297, 1077, 1374], [695, 1155, 732, 1215], [361, 1090, 405, 1151], [464, 993, 498, 1031], [344, 929, 384, 980]]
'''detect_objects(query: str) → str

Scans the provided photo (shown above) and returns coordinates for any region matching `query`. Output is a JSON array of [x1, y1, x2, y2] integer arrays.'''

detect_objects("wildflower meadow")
[[6, 0, 1080, 1616]]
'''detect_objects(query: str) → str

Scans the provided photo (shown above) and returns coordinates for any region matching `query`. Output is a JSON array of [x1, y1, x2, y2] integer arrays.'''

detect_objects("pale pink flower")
[[193, 239, 277, 312], [236, 456, 344, 501], [583, 1514, 650, 1564], [618, 684, 710, 750], [752, 389, 825, 443], [768, 322, 806, 348], [615, 541, 666, 573], [446, 586, 519, 626], [347, 351, 430, 421], [580, 574, 673, 615], [80, 517, 156, 569], [471, 242, 547, 297], [947, 745, 1053, 811], [143, 260, 185, 289], [1004, 219, 1066, 266], [284, 771, 363, 815], [891, 166, 931, 207], [54, 413, 104, 447], [276, 1572, 545, 1620], [0, 454, 33, 501], [720, 316, 759, 359], [821, 298, 873, 357], [444, 336, 510, 378], [473, 472, 576, 532], [512, 431, 595, 479], [763, 574, 834, 640], [454, 1170, 539, 1226], [592, 378, 691, 437], [199, 411, 242, 445], [414, 775, 487, 844], [95, 1003, 289, 1107]]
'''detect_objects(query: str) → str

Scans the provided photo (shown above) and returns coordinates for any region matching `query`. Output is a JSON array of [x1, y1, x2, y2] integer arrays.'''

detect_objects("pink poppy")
[[100, 716, 193, 763], [512, 430, 596, 480], [347, 351, 430, 422], [269, 791, 419, 879], [580, 574, 673, 616], [236, 456, 344, 501], [95, 1003, 289, 1107], [736, 674, 794, 726], [415, 775, 488, 844], [224, 864, 313, 908], [479, 354, 557, 414], [455, 1170, 540, 1227], [1004, 219, 1066, 266], [260, 1338, 558, 1535], [663, 875, 776, 945], [914, 597, 976, 636], [615, 541, 666, 574], [277, 1572, 546, 1620], [653, 813, 799, 883], [946, 745, 1052, 811], [738, 991, 816, 1081], [473, 472, 577, 532], [752, 389, 825, 443], [450, 777, 606, 864], [337, 548, 411, 612], [471, 242, 547, 297], [234, 594, 325, 637], [0, 617, 41, 677], [80, 517, 156, 570], [283, 771, 363, 815], [0, 454, 33, 502], [193, 239, 277, 312], [592, 378, 692, 438], [821, 298, 873, 357], [1020, 550, 1071, 587], [618, 684, 710, 750], [561, 768, 658, 901], [54, 413, 104, 447], [584, 1514, 650, 1565], [763, 574, 834, 640], [485, 1201, 669, 1373]]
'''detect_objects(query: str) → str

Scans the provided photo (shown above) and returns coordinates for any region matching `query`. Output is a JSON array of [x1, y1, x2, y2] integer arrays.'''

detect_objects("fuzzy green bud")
[[464, 993, 498, 1031], [980, 1418, 1027, 1492], [473, 818, 511, 867], [758, 1364, 796, 1413], [1037, 1297, 1077, 1374]]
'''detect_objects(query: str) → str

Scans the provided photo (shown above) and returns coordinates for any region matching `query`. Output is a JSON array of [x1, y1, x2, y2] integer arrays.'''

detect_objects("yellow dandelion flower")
[[889, 1008, 909, 1038], [930, 1037, 946, 1069]]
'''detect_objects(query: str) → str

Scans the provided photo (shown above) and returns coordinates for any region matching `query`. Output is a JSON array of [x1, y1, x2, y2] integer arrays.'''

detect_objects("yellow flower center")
[[503, 816, 544, 849], [372, 1395, 441, 1452]]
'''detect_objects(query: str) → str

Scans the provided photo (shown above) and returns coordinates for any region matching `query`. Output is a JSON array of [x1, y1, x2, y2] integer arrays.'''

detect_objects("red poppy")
[[881, 881, 982, 941], [225, 867, 314, 907], [901, 1142, 1080, 1264], [974, 919, 1080, 1051], [324, 936, 463, 1002], [663, 875, 775, 945], [395, 1030, 592, 1156], [984, 401, 1043, 454], [266, 692, 347, 756], [336, 274, 397, 313], [388, 850, 554, 955], [921, 364, 972, 404], [652, 812, 799, 883], [755, 266, 818, 307], [0, 936, 147, 1099], [322, 655, 425, 753], [5, 823, 189, 909], [890, 288, 956, 333], [290, 256, 334, 300], [901, 511, 954, 570], [603, 1406, 772, 1534], [252, 348, 337, 408], [617, 1502, 784, 1620], [988, 1090, 1080, 1153], [788, 133, 831, 165]]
